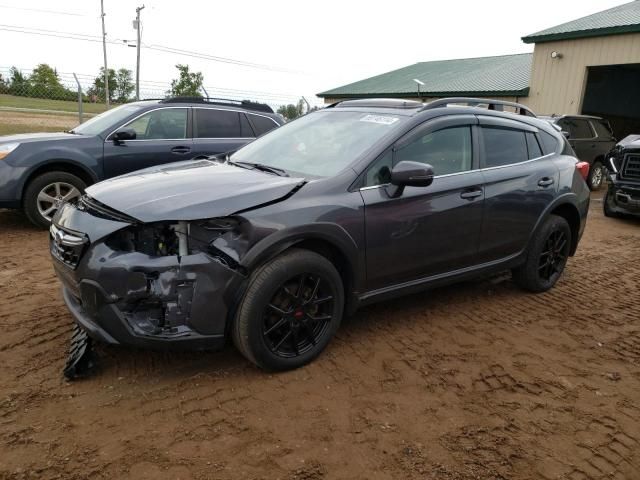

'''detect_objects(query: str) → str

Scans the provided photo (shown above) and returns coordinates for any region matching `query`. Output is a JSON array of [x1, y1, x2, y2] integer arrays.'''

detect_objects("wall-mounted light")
[[550, 51, 563, 59], [413, 78, 425, 97]]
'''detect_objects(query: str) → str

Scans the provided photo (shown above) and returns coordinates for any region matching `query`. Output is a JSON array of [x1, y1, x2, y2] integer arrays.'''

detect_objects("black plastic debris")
[[63, 324, 98, 380]]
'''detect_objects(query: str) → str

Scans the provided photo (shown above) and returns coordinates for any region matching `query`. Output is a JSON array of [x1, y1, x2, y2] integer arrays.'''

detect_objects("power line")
[[0, 4, 91, 17], [0, 24, 296, 73]]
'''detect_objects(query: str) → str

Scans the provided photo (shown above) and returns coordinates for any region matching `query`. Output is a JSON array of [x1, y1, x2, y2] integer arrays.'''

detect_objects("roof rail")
[[160, 96, 274, 113], [421, 97, 536, 117]]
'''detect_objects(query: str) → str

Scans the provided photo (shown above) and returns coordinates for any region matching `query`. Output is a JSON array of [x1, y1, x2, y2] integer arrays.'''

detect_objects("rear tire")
[[512, 215, 571, 293], [232, 249, 344, 371], [587, 161, 604, 191], [24, 172, 85, 229]]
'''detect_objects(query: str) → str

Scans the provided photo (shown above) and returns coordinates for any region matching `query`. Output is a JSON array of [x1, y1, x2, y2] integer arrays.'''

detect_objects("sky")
[[0, 0, 628, 108]]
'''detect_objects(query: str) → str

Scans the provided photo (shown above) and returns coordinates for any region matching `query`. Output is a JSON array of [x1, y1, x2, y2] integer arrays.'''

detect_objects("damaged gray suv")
[[50, 98, 590, 371]]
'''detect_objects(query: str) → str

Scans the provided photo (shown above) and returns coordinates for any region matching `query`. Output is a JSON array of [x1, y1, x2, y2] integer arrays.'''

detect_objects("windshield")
[[230, 110, 407, 177], [72, 104, 148, 136]]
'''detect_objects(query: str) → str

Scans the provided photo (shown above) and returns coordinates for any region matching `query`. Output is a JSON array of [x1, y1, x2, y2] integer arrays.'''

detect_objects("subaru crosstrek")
[[0, 97, 283, 228], [50, 98, 590, 371]]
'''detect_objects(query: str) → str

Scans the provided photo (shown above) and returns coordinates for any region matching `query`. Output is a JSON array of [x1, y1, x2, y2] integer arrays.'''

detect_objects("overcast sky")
[[0, 0, 627, 107]]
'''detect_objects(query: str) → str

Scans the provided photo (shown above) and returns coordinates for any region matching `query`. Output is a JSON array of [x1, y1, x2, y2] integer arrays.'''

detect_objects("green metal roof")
[[522, 1, 640, 44], [317, 54, 532, 99]]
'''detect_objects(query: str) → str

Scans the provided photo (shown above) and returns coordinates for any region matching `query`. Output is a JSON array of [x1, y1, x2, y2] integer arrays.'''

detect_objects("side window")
[[240, 114, 254, 137], [126, 108, 187, 140], [195, 109, 248, 138], [482, 127, 528, 167], [249, 114, 279, 136], [539, 130, 559, 155], [396, 126, 473, 176], [363, 150, 393, 187], [558, 118, 593, 139], [591, 120, 613, 139], [525, 131, 543, 159]]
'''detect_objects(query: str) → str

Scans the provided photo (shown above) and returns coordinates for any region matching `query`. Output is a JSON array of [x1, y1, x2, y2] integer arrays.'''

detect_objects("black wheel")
[[512, 215, 571, 293], [24, 171, 85, 228], [587, 161, 604, 191], [232, 249, 344, 371], [603, 188, 623, 218]]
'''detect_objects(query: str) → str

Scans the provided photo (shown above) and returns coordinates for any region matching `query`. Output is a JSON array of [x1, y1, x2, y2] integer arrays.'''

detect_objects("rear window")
[[249, 114, 279, 136], [539, 130, 559, 155], [591, 120, 613, 139], [558, 118, 593, 139], [194, 109, 253, 138], [482, 127, 528, 167]]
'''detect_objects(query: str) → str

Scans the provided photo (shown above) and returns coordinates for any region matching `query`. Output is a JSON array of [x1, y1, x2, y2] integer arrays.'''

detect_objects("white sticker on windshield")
[[360, 114, 399, 125]]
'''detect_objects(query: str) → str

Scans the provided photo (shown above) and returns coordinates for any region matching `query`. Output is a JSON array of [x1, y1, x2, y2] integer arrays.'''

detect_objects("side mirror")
[[386, 160, 434, 198], [112, 128, 136, 144]]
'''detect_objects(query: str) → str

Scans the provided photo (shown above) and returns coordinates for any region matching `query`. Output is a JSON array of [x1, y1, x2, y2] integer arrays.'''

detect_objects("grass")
[[0, 123, 65, 136], [0, 94, 109, 114]]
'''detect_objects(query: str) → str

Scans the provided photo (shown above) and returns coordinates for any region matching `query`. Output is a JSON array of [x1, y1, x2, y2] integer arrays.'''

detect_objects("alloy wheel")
[[538, 230, 569, 281], [36, 182, 81, 222], [262, 274, 335, 358], [591, 165, 603, 189]]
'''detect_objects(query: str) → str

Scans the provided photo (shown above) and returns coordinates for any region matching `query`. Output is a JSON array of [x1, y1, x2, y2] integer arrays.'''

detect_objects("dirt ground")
[[1, 192, 639, 480]]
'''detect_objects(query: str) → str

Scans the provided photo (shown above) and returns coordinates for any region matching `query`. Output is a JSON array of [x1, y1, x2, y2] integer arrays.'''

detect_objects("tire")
[[587, 161, 604, 191], [512, 215, 571, 293], [24, 171, 86, 228], [232, 249, 344, 371], [603, 188, 623, 219]]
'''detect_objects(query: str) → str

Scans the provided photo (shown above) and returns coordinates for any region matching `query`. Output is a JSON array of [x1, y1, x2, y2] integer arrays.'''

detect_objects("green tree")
[[114, 68, 134, 103], [0, 73, 8, 94], [88, 67, 117, 103], [28, 63, 73, 100], [277, 100, 305, 121], [8, 67, 30, 97], [168, 64, 203, 97]]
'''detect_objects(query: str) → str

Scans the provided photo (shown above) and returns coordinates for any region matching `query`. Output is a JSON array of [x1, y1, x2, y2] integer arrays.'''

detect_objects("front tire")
[[24, 171, 85, 228], [512, 215, 571, 293], [232, 249, 344, 371], [587, 161, 604, 191]]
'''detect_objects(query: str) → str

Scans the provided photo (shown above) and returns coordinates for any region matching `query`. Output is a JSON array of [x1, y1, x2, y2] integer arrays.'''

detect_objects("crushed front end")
[[605, 137, 640, 218], [50, 195, 249, 350]]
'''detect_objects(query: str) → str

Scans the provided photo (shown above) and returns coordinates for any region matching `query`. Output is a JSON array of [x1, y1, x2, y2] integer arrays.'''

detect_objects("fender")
[[239, 222, 365, 293], [526, 192, 585, 255]]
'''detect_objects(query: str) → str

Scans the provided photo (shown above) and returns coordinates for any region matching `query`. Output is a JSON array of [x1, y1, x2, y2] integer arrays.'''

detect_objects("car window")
[[240, 114, 254, 137], [525, 132, 543, 159], [482, 127, 528, 167], [195, 109, 251, 138], [249, 114, 279, 136], [539, 130, 559, 155], [396, 126, 473, 176], [558, 118, 593, 139], [73, 104, 146, 136], [363, 150, 393, 187], [126, 108, 187, 140], [591, 120, 613, 139]]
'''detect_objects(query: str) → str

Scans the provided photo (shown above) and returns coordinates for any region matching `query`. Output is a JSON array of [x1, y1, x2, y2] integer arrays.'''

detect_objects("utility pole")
[[134, 5, 145, 101], [100, 0, 109, 107]]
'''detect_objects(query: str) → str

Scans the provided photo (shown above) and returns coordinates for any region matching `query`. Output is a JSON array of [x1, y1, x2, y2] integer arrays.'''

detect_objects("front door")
[[360, 116, 485, 291], [103, 107, 191, 178]]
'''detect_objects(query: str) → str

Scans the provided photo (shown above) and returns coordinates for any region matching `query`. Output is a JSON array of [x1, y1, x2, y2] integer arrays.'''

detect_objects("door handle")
[[538, 177, 554, 187], [171, 146, 191, 154], [460, 188, 483, 200]]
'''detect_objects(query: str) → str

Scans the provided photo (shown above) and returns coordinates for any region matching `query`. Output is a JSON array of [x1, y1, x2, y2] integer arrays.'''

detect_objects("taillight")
[[576, 161, 589, 181]]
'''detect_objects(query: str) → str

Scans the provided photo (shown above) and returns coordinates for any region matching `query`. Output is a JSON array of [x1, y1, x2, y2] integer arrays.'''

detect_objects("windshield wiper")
[[229, 160, 289, 177]]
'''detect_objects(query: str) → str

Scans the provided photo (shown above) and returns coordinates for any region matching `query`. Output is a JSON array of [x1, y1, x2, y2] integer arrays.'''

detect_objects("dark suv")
[[0, 97, 283, 227], [542, 114, 616, 190], [604, 134, 640, 219], [50, 98, 590, 371]]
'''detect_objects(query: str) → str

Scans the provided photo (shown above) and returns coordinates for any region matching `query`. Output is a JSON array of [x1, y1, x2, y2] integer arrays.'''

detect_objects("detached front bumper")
[[51, 204, 246, 350], [606, 177, 640, 217]]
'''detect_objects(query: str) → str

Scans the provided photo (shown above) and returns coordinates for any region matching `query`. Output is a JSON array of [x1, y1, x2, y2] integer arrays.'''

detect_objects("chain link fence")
[[0, 66, 311, 136]]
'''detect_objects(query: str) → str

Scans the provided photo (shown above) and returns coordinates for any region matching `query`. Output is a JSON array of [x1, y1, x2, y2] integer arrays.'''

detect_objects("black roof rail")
[[160, 96, 274, 113], [421, 97, 536, 117]]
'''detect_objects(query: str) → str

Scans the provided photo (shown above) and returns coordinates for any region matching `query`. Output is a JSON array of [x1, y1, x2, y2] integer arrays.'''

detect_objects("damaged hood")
[[86, 160, 305, 222]]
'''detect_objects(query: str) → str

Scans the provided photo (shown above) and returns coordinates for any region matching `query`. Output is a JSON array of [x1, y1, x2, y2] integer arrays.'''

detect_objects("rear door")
[[476, 116, 559, 263], [103, 107, 191, 178], [360, 115, 485, 290], [246, 113, 281, 137], [557, 117, 596, 164], [589, 118, 616, 158], [190, 108, 255, 157]]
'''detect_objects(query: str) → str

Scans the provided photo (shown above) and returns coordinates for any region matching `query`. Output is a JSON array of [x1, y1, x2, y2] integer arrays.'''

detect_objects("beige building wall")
[[523, 32, 640, 115]]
